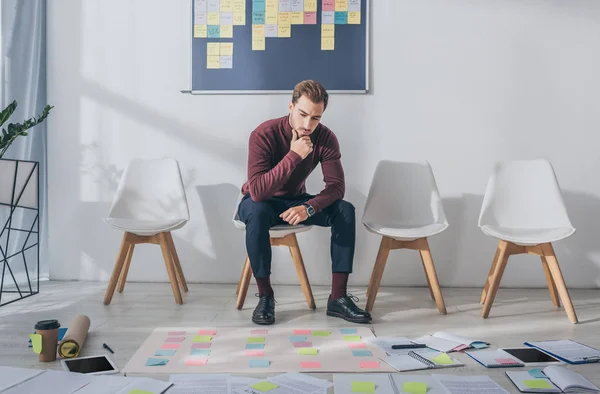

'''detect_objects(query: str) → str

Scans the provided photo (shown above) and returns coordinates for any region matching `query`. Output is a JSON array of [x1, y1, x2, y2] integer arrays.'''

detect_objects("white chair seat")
[[480, 225, 575, 246], [232, 219, 312, 238], [104, 218, 188, 236], [363, 222, 448, 241]]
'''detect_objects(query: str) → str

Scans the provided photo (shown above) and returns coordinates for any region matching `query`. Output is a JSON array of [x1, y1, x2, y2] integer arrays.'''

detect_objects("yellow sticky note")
[[207, 43, 220, 56], [252, 25, 265, 50], [291, 11, 304, 24], [29, 334, 42, 354], [251, 382, 279, 392], [192, 335, 213, 342], [403, 382, 427, 394], [299, 348, 318, 355], [233, 12, 245, 25], [208, 12, 220, 25], [432, 353, 454, 365], [322, 24, 335, 37], [266, 0, 278, 12], [278, 25, 291, 37], [278, 12, 291, 25], [220, 42, 234, 56], [221, 0, 233, 12], [248, 335, 266, 343], [343, 335, 362, 342], [348, 11, 360, 24], [129, 390, 154, 394], [524, 380, 553, 389], [266, 10, 278, 24], [194, 24, 208, 37], [304, 0, 317, 12], [233, 0, 245, 13], [335, 0, 348, 11], [220, 24, 233, 38], [352, 382, 375, 393]]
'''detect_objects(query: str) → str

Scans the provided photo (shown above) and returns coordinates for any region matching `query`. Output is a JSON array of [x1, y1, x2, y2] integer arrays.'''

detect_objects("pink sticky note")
[[304, 11, 317, 24], [496, 358, 518, 364], [348, 343, 367, 349], [165, 337, 185, 343], [360, 361, 380, 369], [192, 343, 211, 349], [323, 0, 335, 11], [160, 343, 181, 350], [185, 357, 208, 366], [300, 361, 321, 369], [453, 344, 469, 352], [251, 329, 268, 335], [294, 329, 311, 335], [245, 349, 265, 356], [198, 329, 217, 335], [293, 342, 313, 348], [168, 331, 186, 336]]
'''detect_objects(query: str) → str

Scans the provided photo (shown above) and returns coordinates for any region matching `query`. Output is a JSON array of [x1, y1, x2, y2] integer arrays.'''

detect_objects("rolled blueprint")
[[58, 314, 90, 358]]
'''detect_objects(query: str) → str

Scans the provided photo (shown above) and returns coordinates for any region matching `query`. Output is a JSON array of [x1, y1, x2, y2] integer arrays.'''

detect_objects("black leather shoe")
[[327, 294, 372, 323], [252, 294, 275, 325]]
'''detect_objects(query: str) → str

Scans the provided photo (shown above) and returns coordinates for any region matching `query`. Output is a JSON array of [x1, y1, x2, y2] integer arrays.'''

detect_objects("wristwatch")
[[303, 203, 315, 217]]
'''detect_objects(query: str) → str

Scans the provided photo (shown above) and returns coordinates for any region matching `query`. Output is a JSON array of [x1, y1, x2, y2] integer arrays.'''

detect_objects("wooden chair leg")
[[104, 233, 132, 305], [481, 240, 510, 318], [365, 237, 392, 313], [541, 256, 560, 308], [481, 245, 502, 304], [236, 256, 250, 296], [541, 243, 578, 323], [158, 233, 183, 305], [117, 244, 135, 293], [419, 251, 435, 301], [289, 234, 316, 310], [166, 232, 188, 293], [236, 255, 252, 310], [419, 238, 447, 314]]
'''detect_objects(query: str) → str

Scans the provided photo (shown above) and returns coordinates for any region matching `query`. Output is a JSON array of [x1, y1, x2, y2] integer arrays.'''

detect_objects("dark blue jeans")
[[238, 194, 355, 278]]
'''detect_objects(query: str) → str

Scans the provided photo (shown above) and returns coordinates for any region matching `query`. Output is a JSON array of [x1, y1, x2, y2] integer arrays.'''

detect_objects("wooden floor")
[[1, 281, 600, 393]]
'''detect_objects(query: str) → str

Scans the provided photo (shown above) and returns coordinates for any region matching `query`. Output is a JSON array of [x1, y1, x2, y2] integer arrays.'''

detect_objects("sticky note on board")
[[145, 358, 168, 366], [194, 25, 208, 37], [207, 12, 220, 24], [291, 11, 304, 24], [251, 381, 279, 392], [352, 350, 372, 357], [192, 335, 212, 343], [299, 348, 318, 355], [207, 42, 220, 56], [352, 381, 375, 393], [348, 11, 360, 24], [304, 0, 317, 12], [29, 334, 42, 354], [311, 331, 330, 337], [343, 335, 361, 342], [233, 12, 245, 25], [334, 11, 347, 24], [323, 0, 335, 11], [221, 0, 233, 12], [220, 24, 233, 37], [321, 24, 335, 37], [304, 12, 317, 24], [524, 380, 553, 389], [403, 382, 427, 394], [220, 42, 234, 56], [249, 359, 270, 368], [335, 0, 348, 11], [432, 353, 454, 365], [278, 25, 291, 38]]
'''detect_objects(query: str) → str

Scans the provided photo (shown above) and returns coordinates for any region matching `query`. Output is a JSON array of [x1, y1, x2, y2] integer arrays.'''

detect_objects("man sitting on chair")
[[238, 80, 371, 325]]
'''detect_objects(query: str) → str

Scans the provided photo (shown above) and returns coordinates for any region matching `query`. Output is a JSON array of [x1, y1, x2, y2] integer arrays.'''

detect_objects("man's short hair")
[[292, 80, 329, 110]]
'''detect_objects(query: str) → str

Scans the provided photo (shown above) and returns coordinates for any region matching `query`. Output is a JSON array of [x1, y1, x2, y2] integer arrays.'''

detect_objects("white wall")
[[47, 0, 600, 288]]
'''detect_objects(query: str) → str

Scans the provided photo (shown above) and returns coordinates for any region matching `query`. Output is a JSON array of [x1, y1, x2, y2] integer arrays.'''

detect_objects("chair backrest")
[[362, 160, 448, 226], [478, 159, 573, 229], [107, 158, 190, 221]]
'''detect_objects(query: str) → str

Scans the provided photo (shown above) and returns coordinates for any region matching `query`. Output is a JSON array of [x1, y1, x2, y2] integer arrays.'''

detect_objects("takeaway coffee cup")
[[34, 319, 60, 362]]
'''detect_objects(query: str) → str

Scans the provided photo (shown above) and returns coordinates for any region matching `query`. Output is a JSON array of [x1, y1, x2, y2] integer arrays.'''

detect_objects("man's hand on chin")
[[280, 206, 308, 226]]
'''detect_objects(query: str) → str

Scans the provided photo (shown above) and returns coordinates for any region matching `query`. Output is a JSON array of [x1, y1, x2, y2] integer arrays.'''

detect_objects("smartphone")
[[61, 355, 119, 375]]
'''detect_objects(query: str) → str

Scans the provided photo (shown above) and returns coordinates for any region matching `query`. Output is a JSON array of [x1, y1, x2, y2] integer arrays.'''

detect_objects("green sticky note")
[[248, 337, 266, 343], [343, 335, 362, 342], [524, 380, 552, 389], [299, 348, 318, 355], [129, 390, 154, 394], [352, 381, 375, 393], [250, 381, 279, 392], [29, 334, 42, 354], [403, 382, 427, 394], [192, 335, 212, 343], [311, 330, 331, 337], [432, 353, 454, 365]]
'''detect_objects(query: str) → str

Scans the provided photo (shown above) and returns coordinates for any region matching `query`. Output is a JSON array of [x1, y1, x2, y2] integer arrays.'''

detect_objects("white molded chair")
[[103, 158, 190, 305], [362, 160, 447, 314], [232, 194, 315, 310], [478, 159, 578, 323]]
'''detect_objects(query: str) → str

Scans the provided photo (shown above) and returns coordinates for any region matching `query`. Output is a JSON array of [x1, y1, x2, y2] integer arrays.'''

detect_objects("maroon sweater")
[[241, 115, 345, 213]]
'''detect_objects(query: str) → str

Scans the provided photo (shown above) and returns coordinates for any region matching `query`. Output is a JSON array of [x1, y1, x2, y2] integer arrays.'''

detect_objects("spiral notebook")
[[382, 350, 463, 372], [466, 349, 525, 368]]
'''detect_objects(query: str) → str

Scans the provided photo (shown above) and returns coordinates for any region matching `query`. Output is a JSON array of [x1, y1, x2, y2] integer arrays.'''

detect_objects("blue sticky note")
[[252, 11, 265, 24], [472, 342, 489, 349], [340, 328, 357, 335], [528, 369, 547, 379], [191, 349, 211, 356], [154, 349, 176, 356], [207, 26, 220, 38], [249, 359, 270, 368], [252, 0, 265, 12], [246, 343, 266, 349], [146, 358, 169, 366], [352, 350, 373, 357], [289, 336, 308, 342], [334, 11, 348, 24]]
